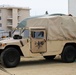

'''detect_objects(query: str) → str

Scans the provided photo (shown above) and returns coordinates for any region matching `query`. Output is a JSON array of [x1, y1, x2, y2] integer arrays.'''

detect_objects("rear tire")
[[61, 45, 76, 63], [1, 47, 20, 68], [44, 55, 56, 60]]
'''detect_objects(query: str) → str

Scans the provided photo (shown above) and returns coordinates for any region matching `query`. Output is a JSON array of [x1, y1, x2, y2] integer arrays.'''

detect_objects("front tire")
[[61, 45, 76, 63], [1, 47, 20, 68]]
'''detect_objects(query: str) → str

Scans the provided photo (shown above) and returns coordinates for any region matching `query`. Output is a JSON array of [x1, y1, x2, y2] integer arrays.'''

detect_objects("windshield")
[[13, 29, 29, 38], [13, 29, 20, 35], [21, 29, 29, 38]]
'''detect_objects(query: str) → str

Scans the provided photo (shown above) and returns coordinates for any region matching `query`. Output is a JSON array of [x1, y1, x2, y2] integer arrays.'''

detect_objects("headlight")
[[0, 43, 2, 46], [0, 43, 6, 47]]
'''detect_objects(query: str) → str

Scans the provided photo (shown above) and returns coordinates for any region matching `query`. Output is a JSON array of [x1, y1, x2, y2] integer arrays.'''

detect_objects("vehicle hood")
[[0, 38, 28, 47], [0, 38, 20, 43]]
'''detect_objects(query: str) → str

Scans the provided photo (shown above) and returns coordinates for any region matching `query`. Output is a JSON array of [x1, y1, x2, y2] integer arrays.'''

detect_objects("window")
[[0, 23, 2, 27], [0, 17, 1, 20], [21, 29, 29, 38], [13, 29, 20, 35], [31, 31, 44, 39]]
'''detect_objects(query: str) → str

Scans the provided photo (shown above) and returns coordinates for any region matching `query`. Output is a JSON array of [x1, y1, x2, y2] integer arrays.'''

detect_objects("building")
[[0, 5, 30, 31], [68, 0, 76, 16]]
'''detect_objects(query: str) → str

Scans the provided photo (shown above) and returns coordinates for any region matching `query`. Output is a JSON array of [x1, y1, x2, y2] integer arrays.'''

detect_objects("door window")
[[31, 31, 44, 39]]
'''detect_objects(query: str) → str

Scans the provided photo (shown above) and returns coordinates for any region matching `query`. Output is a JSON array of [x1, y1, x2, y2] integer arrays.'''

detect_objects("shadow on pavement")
[[19, 58, 62, 67]]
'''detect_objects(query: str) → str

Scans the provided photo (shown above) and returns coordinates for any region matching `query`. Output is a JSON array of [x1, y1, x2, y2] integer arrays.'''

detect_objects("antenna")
[[45, 11, 48, 15]]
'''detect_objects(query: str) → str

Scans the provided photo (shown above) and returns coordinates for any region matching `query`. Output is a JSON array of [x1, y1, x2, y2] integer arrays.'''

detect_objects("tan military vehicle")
[[0, 14, 76, 68]]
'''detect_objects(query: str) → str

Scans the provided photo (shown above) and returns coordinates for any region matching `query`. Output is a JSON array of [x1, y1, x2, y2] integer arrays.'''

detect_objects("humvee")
[[0, 15, 76, 68]]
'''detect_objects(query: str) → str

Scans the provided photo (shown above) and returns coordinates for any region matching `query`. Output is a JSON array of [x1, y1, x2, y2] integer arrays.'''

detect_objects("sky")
[[0, 0, 68, 16]]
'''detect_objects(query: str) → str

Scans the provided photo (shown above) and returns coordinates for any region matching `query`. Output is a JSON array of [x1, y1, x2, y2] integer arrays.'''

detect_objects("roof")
[[0, 5, 30, 10], [17, 14, 67, 28], [17, 15, 45, 28]]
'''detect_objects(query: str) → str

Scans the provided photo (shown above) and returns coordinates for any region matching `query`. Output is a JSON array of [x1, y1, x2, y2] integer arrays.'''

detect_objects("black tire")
[[44, 55, 56, 60], [61, 45, 76, 63], [1, 47, 20, 68]]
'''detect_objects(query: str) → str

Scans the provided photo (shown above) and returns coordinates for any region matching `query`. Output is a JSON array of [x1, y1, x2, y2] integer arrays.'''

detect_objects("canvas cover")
[[17, 15, 76, 40]]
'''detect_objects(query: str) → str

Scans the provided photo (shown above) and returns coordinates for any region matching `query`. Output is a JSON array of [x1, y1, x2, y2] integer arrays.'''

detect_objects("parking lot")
[[0, 56, 76, 75]]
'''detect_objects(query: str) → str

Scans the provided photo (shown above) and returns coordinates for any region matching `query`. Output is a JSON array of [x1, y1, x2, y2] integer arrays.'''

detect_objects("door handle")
[[44, 39, 46, 42]]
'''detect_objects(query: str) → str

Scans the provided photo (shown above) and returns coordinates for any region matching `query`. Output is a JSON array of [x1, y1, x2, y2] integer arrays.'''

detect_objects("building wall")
[[0, 9, 3, 30], [12, 9, 18, 28], [0, 6, 30, 31], [68, 0, 76, 16], [19, 9, 30, 21], [0, 9, 8, 31]]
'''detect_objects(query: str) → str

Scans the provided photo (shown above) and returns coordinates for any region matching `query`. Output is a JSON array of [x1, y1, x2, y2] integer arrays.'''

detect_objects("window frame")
[[0, 10, 1, 13], [0, 17, 1, 20], [0, 23, 2, 27]]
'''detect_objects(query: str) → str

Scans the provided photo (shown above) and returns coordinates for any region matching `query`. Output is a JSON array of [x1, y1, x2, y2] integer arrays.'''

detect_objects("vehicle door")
[[30, 28, 47, 53]]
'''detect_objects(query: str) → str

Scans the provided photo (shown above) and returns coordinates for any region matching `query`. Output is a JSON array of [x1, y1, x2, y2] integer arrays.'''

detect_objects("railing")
[[0, 32, 9, 39]]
